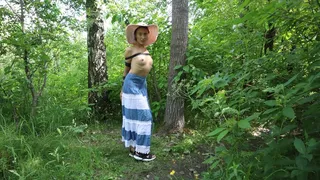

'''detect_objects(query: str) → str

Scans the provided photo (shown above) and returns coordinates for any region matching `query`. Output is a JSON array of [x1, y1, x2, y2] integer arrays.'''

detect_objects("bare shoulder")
[[124, 47, 133, 58], [125, 46, 149, 58]]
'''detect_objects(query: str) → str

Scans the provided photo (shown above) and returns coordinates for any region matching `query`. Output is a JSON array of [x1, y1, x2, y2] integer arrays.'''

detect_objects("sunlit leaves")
[[207, 127, 229, 143], [190, 0, 320, 179], [105, 0, 168, 25]]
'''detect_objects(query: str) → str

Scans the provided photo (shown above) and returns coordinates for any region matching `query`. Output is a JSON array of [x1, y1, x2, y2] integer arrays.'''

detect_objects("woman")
[[120, 23, 158, 161]]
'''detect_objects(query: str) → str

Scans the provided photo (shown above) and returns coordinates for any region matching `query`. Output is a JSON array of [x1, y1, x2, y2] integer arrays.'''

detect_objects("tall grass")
[[0, 110, 92, 179]]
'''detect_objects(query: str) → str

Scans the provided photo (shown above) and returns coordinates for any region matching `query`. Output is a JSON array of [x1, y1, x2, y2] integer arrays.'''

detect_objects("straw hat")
[[126, 23, 159, 46]]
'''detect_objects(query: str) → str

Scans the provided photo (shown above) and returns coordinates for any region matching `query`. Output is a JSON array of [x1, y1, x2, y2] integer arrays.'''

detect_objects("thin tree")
[[18, 0, 48, 117], [86, 0, 109, 120], [162, 0, 189, 133], [264, 0, 276, 55]]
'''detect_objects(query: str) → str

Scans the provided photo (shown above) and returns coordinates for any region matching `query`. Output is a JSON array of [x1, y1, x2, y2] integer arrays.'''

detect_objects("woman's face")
[[135, 27, 149, 45]]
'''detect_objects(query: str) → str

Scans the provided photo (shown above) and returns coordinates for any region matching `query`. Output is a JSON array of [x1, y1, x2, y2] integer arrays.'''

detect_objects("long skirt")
[[121, 73, 152, 154]]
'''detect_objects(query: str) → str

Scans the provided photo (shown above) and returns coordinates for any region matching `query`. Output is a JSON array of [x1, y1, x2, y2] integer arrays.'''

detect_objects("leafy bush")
[[187, 0, 320, 179]]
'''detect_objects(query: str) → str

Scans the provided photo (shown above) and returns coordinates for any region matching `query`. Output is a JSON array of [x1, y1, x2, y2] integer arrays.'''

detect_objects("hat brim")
[[126, 24, 158, 46]]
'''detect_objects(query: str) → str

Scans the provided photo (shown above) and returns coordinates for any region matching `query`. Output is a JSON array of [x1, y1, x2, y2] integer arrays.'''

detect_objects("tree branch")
[[4, 0, 21, 22]]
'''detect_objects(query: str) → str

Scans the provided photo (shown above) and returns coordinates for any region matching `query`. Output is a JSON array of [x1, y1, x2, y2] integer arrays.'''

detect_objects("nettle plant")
[[186, 0, 320, 179], [188, 59, 320, 179]]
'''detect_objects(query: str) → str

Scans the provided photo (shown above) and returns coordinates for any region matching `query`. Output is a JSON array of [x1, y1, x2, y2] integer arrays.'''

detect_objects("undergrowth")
[[0, 116, 211, 180]]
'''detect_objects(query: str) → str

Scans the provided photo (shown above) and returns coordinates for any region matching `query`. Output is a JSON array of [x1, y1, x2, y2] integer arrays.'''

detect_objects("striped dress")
[[121, 73, 152, 154]]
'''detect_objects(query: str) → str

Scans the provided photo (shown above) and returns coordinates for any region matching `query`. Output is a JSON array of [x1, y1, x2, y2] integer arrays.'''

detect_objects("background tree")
[[86, 0, 109, 120], [1, 0, 67, 118], [162, 0, 189, 133]]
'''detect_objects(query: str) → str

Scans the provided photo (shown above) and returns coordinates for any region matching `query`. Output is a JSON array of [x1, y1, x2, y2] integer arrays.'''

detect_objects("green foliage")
[[1, 0, 320, 178], [186, 0, 320, 179], [106, 0, 168, 25], [0, 0, 86, 120], [1, 116, 207, 179]]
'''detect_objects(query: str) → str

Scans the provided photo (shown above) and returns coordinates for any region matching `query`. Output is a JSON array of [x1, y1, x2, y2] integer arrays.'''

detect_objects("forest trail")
[[78, 122, 210, 179]]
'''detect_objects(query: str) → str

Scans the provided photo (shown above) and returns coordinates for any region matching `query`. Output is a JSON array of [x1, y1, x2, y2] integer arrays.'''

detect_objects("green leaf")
[[238, 120, 251, 129], [244, 112, 261, 121], [4, 66, 11, 74], [174, 71, 183, 82], [57, 128, 62, 135], [282, 107, 295, 119], [210, 160, 220, 170], [174, 65, 183, 70], [304, 154, 313, 162], [297, 94, 319, 105], [294, 138, 306, 154], [264, 100, 277, 106], [262, 108, 279, 115], [183, 65, 190, 72], [207, 128, 225, 136], [295, 156, 308, 169], [271, 126, 281, 137], [189, 84, 201, 95], [217, 130, 229, 143], [239, 0, 251, 9], [221, 107, 239, 115], [307, 138, 317, 148], [215, 145, 227, 153], [291, 170, 302, 178], [187, 55, 195, 61], [203, 156, 217, 164], [8, 170, 21, 177], [281, 124, 296, 134], [283, 74, 299, 86], [111, 15, 118, 23]]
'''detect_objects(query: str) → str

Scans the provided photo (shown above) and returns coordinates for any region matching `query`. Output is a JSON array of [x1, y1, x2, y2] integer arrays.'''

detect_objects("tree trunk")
[[20, 0, 47, 117], [264, 23, 276, 54], [86, 0, 109, 120], [162, 0, 189, 134], [264, 0, 276, 55]]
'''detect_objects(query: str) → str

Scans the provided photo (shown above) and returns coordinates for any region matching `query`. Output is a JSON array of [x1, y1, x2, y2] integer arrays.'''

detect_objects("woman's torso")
[[128, 47, 153, 77]]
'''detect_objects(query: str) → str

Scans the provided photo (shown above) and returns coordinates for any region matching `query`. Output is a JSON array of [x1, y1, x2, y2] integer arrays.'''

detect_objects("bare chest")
[[132, 55, 153, 67]]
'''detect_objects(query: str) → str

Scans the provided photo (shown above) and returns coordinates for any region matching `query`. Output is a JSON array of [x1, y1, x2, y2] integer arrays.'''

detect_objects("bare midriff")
[[129, 54, 153, 77]]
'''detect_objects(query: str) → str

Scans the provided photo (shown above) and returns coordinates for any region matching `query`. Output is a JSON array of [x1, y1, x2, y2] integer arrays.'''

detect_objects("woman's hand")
[[120, 91, 123, 100]]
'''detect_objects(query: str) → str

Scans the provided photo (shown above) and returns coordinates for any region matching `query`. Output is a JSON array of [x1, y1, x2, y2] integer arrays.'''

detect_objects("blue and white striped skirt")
[[121, 73, 152, 154]]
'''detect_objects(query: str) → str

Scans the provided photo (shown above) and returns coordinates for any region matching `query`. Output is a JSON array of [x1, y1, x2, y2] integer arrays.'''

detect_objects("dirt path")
[[82, 122, 210, 179]]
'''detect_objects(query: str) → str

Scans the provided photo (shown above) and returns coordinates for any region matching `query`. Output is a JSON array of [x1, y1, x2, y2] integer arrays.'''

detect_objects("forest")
[[0, 0, 319, 179]]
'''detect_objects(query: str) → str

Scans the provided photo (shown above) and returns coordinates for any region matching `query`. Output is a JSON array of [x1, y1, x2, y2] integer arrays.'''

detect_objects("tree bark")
[[20, 0, 47, 117], [162, 0, 189, 134], [264, 23, 276, 54], [86, 0, 109, 120], [264, 0, 276, 55]]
